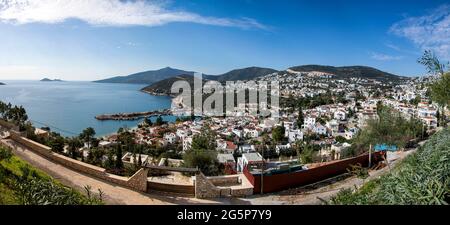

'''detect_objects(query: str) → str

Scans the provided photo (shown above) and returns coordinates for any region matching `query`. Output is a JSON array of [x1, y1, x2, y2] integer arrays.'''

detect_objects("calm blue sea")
[[0, 80, 174, 137]]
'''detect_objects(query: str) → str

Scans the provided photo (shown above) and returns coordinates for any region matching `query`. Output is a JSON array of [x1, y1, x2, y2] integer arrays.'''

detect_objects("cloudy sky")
[[0, 0, 449, 80]]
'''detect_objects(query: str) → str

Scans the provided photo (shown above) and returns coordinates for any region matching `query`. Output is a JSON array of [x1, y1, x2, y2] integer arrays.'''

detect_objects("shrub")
[[329, 128, 450, 205]]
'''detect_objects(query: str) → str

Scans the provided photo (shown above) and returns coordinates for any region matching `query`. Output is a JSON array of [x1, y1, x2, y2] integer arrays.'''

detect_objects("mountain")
[[97, 66, 277, 85], [95, 67, 195, 84], [210, 67, 278, 81], [288, 65, 406, 81], [141, 74, 208, 97], [41, 78, 63, 82]]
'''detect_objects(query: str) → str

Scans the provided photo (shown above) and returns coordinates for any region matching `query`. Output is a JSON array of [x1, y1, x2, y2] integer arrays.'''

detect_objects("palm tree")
[[67, 137, 82, 159], [80, 127, 96, 150]]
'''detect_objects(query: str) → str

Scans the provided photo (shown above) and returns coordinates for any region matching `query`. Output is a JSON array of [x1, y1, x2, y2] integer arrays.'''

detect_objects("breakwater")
[[95, 109, 172, 121]]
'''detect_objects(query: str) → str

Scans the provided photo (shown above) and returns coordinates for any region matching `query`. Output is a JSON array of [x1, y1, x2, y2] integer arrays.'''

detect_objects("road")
[[0, 126, 228, 205]]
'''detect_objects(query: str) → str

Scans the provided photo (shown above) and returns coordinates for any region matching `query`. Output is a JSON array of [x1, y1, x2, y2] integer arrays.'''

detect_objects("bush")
[[329, 128, 450, 205]]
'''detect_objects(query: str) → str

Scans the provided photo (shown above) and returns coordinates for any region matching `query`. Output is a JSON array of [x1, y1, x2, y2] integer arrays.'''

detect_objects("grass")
[[0, 146, 103, 205], [329, 127, 450, 205]]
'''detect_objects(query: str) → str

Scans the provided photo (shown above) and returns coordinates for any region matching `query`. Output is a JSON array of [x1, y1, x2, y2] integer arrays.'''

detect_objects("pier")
[[95, 109, 172, 121]]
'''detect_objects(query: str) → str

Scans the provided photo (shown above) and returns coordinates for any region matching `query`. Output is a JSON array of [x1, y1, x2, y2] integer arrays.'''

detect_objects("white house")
[[313, 123, 327, 135], [288, 129, 303, 143], [334, 110, 346, 121], [182, 137, 193, 151], [164, 132, 177, 144], [304, 116, 316, 128], [237, 152, 263, 172], [345, 127, 359, 140], [239, 144, 256, 153], [244, 128, 261, 138], [275, 143, 292, 154], [232, 128, 244, 138]]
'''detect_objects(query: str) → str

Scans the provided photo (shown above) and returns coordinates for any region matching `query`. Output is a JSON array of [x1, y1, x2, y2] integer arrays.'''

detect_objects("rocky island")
[[41, 78, 63, 82]]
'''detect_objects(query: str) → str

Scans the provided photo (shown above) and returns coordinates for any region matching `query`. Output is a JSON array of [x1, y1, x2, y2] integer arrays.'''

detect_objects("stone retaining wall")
[[0, 119, 17, 130], [195, 173, 222, 199], [207, 175, 240, 186], [7, 130, 147, 192], [147, 181, 195, 195]]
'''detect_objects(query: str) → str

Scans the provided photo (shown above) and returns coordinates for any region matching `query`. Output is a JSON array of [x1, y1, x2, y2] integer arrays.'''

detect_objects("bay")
[[0, 80, 174, 137]]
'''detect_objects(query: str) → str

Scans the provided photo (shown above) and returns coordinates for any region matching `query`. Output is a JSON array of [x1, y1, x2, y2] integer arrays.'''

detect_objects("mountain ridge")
[[95, 66, 278, 84], [140, 64, 407, 97], [288, 65, 407, 80]]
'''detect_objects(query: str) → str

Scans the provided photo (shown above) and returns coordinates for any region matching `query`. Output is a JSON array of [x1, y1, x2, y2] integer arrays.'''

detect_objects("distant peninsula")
[[41, 78, 63, 82]]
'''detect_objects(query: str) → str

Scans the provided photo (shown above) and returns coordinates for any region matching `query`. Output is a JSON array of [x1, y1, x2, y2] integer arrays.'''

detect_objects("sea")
[[0, 80, 175, 137]]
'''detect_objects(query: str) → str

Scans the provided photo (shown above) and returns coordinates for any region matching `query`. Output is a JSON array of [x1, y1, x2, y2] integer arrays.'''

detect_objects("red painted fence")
[[244, 151, 385, 194]]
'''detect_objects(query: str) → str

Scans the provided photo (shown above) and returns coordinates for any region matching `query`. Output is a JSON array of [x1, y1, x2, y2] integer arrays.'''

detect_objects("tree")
[[155, 116, 164, 126], [418, 50, 447, 77], [418, 51, 449, 127], [299, 144, 314, 164], [183, 126, 220, 176], [49, 136, 65, 153], [335, 136, 349, 143], [67, 137, 82, 159], [297, 107, 304, 128], [183, 149, 221, 176], [272, 125, 285, 143], [352, 106, 423, 154], [144, 117, 153, 127], [80, 127, 96, 150], [115, 144, 124, 170]]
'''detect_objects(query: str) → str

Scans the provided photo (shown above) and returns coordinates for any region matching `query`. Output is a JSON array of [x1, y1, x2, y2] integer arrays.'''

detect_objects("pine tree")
[[115, 145, 124, 169], [297, 107, 304, 129]]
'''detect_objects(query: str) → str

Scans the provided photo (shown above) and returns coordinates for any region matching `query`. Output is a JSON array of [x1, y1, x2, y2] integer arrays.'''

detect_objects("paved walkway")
[[0, 135, 227, 205]]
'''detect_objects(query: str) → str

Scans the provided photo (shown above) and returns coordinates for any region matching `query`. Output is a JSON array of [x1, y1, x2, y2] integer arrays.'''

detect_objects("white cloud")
[[390, 4, 450, 60], [0, 0, 267, 29], [370, 52, 403, 61]]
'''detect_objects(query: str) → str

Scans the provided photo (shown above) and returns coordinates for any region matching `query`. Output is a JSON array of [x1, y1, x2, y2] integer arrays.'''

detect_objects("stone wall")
[[207, 175, 240, 186], [147, 181, 195, 195], [194, 173, 222, 199], [7, 130, 149, 193], [127, 168, 149, 192], [6, 129, 252, 199], [0, 119, 16, 130]]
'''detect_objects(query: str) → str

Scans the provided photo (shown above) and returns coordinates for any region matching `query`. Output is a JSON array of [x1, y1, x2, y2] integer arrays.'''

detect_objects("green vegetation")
[[418, 50, 449, 127], [329, 128, 450, 205], [0, 101, 28, 129], [182, 126, 221, 176], [296, 107, 304, 128], [349, 105, 424, 156], [272, 125, 285, 143], [281, 91, 352, 111], [0, 147, 102, 205]]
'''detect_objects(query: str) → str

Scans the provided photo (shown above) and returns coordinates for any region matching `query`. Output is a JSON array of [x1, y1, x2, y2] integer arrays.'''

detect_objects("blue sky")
[[0, 0, 449, 80]]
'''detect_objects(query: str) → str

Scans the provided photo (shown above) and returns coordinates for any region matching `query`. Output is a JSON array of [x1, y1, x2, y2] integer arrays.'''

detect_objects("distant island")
[[41, 78, 63, 82], [0, 82, 5, 85]]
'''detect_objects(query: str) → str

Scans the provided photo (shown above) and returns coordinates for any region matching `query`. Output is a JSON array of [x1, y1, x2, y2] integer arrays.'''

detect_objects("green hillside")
[[329, 128, 450, 205], [289, 65, 406, 81]]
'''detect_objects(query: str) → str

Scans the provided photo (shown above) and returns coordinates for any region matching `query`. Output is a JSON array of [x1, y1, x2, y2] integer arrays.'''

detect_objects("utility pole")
[[368, 144, 372, 168], [261, 147, 264, 194]]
